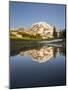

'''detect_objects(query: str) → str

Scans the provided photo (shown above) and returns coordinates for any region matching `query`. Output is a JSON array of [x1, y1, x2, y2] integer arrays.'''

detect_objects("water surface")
[[10, 44, 66, 89]]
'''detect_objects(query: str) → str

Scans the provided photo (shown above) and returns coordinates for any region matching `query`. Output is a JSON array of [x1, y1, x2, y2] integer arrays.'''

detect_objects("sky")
[[9, 1, 66, 30]]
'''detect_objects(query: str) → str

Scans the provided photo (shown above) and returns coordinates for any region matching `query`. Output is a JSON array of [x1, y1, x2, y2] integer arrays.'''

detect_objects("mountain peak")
[[32, 22, 52, 29]]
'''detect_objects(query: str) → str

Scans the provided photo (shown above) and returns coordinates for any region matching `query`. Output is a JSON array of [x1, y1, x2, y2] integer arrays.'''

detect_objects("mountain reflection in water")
[[19, 46, 53, 63], [11, 45, 66, 63]]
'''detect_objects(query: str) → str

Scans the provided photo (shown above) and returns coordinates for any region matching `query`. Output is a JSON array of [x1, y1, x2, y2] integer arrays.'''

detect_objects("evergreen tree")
[[59, 29, 66, 39], [53, 26, 57, 39], [62, 29, 66, 39]]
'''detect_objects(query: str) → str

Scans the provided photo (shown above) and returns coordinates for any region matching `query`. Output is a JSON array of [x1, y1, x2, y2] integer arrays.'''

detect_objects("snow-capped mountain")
[[32, 22, 52, 29], [28, 22, 53, 38]]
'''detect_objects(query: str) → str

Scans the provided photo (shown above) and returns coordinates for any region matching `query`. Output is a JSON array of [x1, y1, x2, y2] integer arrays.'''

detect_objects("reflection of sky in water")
[[10, 46, 66, 89]]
